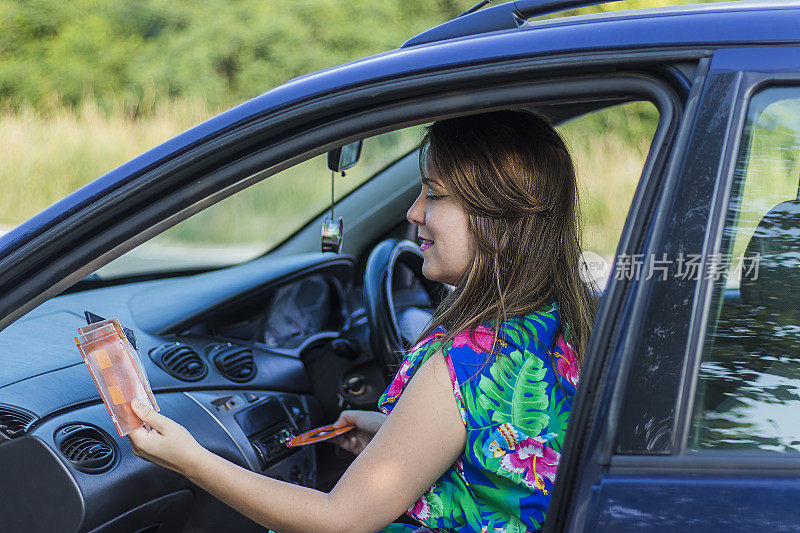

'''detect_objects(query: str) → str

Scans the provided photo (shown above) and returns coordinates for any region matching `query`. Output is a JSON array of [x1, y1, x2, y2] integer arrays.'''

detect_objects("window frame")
[[687, 86, 800, 454], [0, 51, 692, 332]]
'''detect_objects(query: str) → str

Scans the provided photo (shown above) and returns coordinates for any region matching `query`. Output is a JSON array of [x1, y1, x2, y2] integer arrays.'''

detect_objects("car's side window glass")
[[690, 87, 800, 452], [95, 127, 423, 278]]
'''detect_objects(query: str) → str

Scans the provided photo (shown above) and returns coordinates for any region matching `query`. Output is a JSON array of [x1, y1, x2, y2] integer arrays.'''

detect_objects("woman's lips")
[[418, 236, 434, 251]]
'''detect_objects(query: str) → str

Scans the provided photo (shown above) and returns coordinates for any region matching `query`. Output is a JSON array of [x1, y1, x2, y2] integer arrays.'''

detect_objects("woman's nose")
[[406, 192, 425, 226]]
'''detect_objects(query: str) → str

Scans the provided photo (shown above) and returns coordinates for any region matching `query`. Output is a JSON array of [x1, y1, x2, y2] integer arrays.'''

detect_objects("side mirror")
[[328, 141, 362, 172]]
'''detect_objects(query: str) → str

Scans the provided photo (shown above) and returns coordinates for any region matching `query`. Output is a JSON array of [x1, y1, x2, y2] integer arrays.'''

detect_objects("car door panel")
[[592, 474, 800, 530], [555, 47, 800, 532]]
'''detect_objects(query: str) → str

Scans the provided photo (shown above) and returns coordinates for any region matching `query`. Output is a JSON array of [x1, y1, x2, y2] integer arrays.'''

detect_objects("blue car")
[[2, 0, 800, 531]]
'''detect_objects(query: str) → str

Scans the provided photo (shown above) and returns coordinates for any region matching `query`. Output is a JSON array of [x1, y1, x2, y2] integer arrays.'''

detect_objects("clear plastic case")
[[75, 318, 159, 436]]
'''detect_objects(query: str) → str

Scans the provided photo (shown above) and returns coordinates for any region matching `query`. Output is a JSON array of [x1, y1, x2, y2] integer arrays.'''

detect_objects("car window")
[[558, 100, 659, 291], [690, 87, 800, 452], [95, 127, 424, 278], [95, 101, 658, 282]]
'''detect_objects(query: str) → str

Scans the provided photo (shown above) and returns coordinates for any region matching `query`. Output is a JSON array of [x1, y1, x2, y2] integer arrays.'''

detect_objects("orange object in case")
[[75, 318, 159, 437]]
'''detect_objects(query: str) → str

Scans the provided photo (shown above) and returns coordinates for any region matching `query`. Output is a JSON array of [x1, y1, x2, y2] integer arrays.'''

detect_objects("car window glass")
[[95, 99, 659, 282], [95, 127, 424, 278], [690, 87, 800, 452]]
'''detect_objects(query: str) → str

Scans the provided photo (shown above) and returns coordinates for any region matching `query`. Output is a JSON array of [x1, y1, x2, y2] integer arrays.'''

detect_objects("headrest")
[[739, 199, 800, 319]]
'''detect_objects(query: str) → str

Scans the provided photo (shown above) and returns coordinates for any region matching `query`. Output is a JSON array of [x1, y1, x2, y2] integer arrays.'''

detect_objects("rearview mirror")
[[328, 141, 362, 172]]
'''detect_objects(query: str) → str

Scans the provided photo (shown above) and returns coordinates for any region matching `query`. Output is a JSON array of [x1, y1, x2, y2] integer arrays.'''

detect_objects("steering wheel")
[[363, 239, 446, 374]]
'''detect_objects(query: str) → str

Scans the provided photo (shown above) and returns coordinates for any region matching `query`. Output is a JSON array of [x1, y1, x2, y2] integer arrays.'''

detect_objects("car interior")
[[0, 83, 669, 532]]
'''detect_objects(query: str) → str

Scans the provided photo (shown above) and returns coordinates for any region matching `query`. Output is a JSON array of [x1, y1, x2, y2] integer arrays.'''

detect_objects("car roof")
[[404, 1, 800, 47], [3, 0, 800, 255]]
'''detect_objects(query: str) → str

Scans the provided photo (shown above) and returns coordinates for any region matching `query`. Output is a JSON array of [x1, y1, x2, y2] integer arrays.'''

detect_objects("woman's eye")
[[426, 193, 443, 201]]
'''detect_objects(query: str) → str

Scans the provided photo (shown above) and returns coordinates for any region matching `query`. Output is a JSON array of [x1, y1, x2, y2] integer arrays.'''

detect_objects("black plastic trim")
[[0, 403, 38, 439], [402, 0, 623, 47], [149, 343, 208, 382], [54, 423, 119, 474], [612, 453, 800, 476]]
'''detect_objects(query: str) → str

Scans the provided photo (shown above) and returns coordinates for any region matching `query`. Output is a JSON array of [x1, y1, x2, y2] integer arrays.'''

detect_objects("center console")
[[186, 390, 319, 487], [235, 396, 298, 469]]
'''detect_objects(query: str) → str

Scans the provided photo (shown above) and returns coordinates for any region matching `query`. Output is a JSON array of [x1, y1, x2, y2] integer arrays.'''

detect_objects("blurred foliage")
[[1, 0, 717, 113], [0, 0, 469, 112]]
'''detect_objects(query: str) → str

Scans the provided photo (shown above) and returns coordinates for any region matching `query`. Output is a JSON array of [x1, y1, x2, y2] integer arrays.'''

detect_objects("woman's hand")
[[328, 409, 387, 455], [127, 398, 209, 477]]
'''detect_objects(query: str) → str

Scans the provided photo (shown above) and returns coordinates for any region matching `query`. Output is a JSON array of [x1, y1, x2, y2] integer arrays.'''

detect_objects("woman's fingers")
[[127, 425, 159, 463], [125, 404, 206, 476], [131, 398, 170, 433], [328, 430, 364, 454], [332, 410, 356, 428], [127, 426, 148, 449]]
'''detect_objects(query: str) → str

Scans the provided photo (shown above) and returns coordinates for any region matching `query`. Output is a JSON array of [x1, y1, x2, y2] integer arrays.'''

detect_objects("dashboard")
[[264, 276, 336, 349], [0, 253, 376, 533], [204, 274, 343, 351]]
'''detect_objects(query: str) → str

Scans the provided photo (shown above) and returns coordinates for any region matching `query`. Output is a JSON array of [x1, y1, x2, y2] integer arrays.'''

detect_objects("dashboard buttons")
[[244, 392, 260, 403], [211, 396, 237, 412], [277, 428, 295, 447]]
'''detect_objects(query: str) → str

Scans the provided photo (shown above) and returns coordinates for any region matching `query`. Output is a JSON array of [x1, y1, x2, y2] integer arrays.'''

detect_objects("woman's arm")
[[128, 349, 465, 533]]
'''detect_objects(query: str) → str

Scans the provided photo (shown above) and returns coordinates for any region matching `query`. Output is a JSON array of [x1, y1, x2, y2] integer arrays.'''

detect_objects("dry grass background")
[[0, 99, 211, 225], [1, 0, 729, 255], [0, 100, 655, 261], [1, 0, 732, 262]]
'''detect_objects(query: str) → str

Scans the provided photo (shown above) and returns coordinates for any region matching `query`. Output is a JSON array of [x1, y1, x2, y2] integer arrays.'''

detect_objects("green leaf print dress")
[[377, 301, 579, 533]]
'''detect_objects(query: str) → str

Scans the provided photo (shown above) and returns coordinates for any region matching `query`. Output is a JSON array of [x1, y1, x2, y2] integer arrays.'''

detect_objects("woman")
[[128, 110, 597, 533]]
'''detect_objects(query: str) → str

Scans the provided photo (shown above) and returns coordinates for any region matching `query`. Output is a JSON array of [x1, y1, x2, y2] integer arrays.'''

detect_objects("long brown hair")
[[415, 109, 598, 365]]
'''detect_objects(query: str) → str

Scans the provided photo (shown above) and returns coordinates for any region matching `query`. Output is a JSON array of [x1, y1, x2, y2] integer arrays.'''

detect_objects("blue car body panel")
[[2, 2, 800, 258], [593, 475, 800, 530]]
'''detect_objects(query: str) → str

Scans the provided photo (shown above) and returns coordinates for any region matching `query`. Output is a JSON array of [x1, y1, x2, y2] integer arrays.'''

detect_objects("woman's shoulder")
[[439, 301, 562, 382], [441, 301, 561, 358], [505, 301, 579, 388], [498, 300, 561, 350]]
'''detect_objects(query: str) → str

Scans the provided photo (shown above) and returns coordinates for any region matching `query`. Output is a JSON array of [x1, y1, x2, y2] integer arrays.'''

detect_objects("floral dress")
[[377, 301, 579, 533]]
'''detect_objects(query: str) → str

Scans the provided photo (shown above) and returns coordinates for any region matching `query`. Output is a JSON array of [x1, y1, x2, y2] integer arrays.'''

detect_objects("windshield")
[[94, 127, 424, 279]]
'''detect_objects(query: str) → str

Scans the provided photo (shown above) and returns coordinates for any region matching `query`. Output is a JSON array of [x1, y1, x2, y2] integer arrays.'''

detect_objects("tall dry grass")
[[1, 100, 655, 261], [560, 102, 657, 257], [0, 99, 214, 226]]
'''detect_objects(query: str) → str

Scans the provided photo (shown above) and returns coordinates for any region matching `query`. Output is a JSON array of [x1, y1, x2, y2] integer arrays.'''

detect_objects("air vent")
[[208, 343, 256, 382], [0, 404, 37, 438], [55, 424, 116, 474], [150, 342, 207, 381]]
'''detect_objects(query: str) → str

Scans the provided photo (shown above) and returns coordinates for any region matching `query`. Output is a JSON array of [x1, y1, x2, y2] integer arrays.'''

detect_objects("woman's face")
[[406, 166, 476, 286]]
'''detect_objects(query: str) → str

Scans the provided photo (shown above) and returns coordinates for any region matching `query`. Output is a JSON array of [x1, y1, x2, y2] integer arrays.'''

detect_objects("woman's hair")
[[415, 109, 598, 365]]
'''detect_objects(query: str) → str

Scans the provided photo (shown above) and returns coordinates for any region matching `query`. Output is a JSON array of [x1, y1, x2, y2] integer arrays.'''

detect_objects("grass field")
[[0, 99, 211, 225], [1, 100, 658, 260]]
